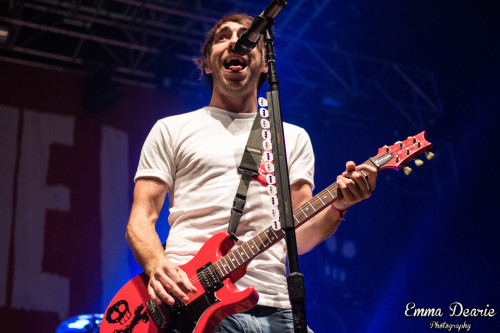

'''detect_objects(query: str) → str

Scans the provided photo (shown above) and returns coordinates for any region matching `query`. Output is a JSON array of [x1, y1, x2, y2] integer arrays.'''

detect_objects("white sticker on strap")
[[267, 184, 277, 195], [271, 207, 280, 219], [264, 162, 275, 173], [272, 219, 281, 231], [266, 174, 276, 185], [258, 97, 268, 107], [270, 195, 278, 206], [260, 119, 270, 129], [263, 139, 272, 150], [260, 108, 269, 118], [262, 130, 271, 140], [263, 151, 273, 162]]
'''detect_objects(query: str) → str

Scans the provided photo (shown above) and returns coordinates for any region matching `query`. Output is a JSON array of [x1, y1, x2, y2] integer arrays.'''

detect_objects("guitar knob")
[[425, 151, 435, 160], [414, 159, 423, 166], [404, 167, 412, 175], [408, 136, 417, 143]]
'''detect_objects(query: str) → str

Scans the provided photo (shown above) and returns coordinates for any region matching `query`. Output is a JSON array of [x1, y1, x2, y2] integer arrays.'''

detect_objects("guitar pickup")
[[197, 263, 224, 293]]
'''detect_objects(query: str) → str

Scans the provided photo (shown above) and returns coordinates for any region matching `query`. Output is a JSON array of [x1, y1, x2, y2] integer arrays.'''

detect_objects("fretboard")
[[213, 167, 355, 279]]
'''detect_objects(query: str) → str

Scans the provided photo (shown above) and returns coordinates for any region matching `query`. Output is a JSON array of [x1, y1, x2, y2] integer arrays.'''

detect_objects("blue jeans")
[[214, 306, 314, 333]]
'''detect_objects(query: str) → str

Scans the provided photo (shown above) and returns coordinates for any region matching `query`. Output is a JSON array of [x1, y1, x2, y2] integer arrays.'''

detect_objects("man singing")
[[126, 13, 377, 332]]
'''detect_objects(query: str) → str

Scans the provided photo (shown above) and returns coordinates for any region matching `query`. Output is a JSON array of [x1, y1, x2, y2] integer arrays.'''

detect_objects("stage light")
[[56, 314, 103, 332], [0, 26, 9, 44], [322, 92, 349, 108]]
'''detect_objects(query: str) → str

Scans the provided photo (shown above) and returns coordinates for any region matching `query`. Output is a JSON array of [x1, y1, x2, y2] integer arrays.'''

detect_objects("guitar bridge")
[[146, 299, 167, 329], [197, 263, 224, 293]]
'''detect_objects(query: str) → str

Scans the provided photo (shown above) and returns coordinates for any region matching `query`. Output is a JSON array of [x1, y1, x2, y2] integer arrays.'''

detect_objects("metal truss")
[[0, 0, 444, 131]]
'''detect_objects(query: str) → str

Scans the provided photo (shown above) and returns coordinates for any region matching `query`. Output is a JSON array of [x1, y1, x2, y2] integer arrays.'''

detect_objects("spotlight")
[[0, 26, 9, 44]]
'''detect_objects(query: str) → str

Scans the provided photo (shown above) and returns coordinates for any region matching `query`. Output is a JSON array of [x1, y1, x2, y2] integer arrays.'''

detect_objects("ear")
[[204, 61, 212, 74], [260, 61, 268, 74]]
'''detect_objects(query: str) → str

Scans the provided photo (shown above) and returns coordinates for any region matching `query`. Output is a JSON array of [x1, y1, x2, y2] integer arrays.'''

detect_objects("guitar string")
[[158, 159, 375, 304], [180, 181, 342, 289]]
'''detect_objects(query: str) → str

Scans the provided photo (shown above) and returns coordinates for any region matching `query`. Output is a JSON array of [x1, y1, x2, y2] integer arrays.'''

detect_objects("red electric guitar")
[[101, 131, 433, 333]]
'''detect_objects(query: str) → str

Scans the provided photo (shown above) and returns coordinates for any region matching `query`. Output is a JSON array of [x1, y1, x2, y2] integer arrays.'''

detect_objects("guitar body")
[[101, 232, 259, 333]]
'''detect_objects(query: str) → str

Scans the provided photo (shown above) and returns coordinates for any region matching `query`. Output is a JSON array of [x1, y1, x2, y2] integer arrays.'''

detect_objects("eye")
[[216, 34, 229, 42]]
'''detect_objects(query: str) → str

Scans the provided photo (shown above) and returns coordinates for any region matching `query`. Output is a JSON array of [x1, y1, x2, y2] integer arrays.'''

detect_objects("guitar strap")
[[227, 111, 264, 241]]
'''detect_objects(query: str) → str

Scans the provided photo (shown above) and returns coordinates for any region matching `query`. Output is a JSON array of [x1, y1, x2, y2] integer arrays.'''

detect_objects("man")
[[126, 13, 377, 332]]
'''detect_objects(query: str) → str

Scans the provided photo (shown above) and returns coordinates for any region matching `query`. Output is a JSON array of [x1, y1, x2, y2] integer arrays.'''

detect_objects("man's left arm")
[[294, 161, 377, 254]]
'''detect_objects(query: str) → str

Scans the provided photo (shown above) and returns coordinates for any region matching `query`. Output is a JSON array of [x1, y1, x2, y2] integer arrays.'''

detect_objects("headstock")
[[371, 131, 433, 174]]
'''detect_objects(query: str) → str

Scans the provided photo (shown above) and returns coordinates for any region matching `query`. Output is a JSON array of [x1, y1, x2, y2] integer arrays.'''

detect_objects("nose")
[[228, 33, 238, 48]]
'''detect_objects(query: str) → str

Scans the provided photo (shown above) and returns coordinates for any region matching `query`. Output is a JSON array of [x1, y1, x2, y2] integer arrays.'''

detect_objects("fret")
[[307, 201, 317, 212], [229, 253, 238, 269], [325, 187, 336, 200], [250, 238, 259, 253], [317, 194, 325, 205], [245, 242, 255, 258], [320, 191, 332, 204], [298, 206, 308, 218], [264, 230, 274, 243], [239, 247, 250, 261], [269, 227, 280, 240], [233, 249, 245, 264], [303, 205, 310, 215], [215, 261, 225, 277], [256, 233, 265, 250], [223, 257, 233, 272], [221, 260, 229, 275], [213, 262, 222, 277], [259, 231, 270, 247], [247, 241, 257, 256], [216, 262, 226, 278], [293, 215, 300, 225]]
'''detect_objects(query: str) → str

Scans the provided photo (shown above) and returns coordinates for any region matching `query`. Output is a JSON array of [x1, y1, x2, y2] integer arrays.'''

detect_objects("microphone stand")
[[263, 28, 308, 333]]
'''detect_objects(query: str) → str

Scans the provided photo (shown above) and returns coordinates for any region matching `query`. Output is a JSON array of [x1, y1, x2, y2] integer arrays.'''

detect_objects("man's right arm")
[[126, 177, 197, 305]]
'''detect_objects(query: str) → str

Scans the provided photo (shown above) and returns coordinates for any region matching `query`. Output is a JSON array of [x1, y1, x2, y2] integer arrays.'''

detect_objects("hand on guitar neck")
[[333, 161, 378, 212]]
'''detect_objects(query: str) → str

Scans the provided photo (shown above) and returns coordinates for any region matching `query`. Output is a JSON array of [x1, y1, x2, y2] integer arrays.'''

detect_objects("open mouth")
[[223, 57, 247, 72]]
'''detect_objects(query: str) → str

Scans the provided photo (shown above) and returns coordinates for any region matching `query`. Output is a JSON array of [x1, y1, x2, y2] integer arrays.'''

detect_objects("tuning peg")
[[404, 167, 412, 175], [383, 145, 389, 153], [425, 151, 435, 160], [414, 159, 424, 166]]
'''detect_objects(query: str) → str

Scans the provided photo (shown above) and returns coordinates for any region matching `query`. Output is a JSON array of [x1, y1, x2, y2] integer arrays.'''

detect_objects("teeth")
[[224, 57, 246, 69]]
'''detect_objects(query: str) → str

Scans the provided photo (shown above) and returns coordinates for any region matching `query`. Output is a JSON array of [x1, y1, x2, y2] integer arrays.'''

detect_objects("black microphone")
[[234, 0, 287, 56]]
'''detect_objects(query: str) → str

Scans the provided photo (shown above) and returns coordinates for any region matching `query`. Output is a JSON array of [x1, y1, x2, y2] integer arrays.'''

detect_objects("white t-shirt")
[[135, 106, 315, 309]]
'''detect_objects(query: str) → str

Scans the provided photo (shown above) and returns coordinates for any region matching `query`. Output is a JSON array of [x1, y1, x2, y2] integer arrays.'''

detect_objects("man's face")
[[205, 21, 268, 96]]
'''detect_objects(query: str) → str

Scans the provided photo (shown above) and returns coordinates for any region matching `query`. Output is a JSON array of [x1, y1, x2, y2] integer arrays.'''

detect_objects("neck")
[[209, 87, 259, 114]]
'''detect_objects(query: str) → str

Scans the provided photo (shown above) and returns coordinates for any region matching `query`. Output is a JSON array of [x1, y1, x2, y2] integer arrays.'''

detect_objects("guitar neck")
[[213, 159, 377, 279]]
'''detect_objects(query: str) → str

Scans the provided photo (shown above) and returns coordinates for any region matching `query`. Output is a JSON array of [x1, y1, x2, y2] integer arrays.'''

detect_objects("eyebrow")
[[215, 25, 248, 35]]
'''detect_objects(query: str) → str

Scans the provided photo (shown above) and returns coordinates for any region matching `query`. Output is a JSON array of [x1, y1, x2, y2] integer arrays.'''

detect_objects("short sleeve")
[[134, 120, 175, 187], [287, 127, 315, 190]]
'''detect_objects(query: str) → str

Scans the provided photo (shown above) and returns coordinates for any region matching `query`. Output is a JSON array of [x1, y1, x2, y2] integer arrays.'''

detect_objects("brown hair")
[[193, 13, 268, 90]]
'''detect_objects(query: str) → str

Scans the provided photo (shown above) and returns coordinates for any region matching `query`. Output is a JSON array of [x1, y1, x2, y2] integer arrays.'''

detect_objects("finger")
[[346, 161, 356, 171], [350, 170, 371, 195], [168, 267, 197, 297], [165, 280, 190, 304], [337, 176, 362, 203], [344, 178, 365, 201], [148, 283, 163, 305], [157, 273, 190, 305], [149, 279, 176, 305], [178, 269, 197, 294], [341, 161, 356, 178], [355, 164, 377, 191]]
